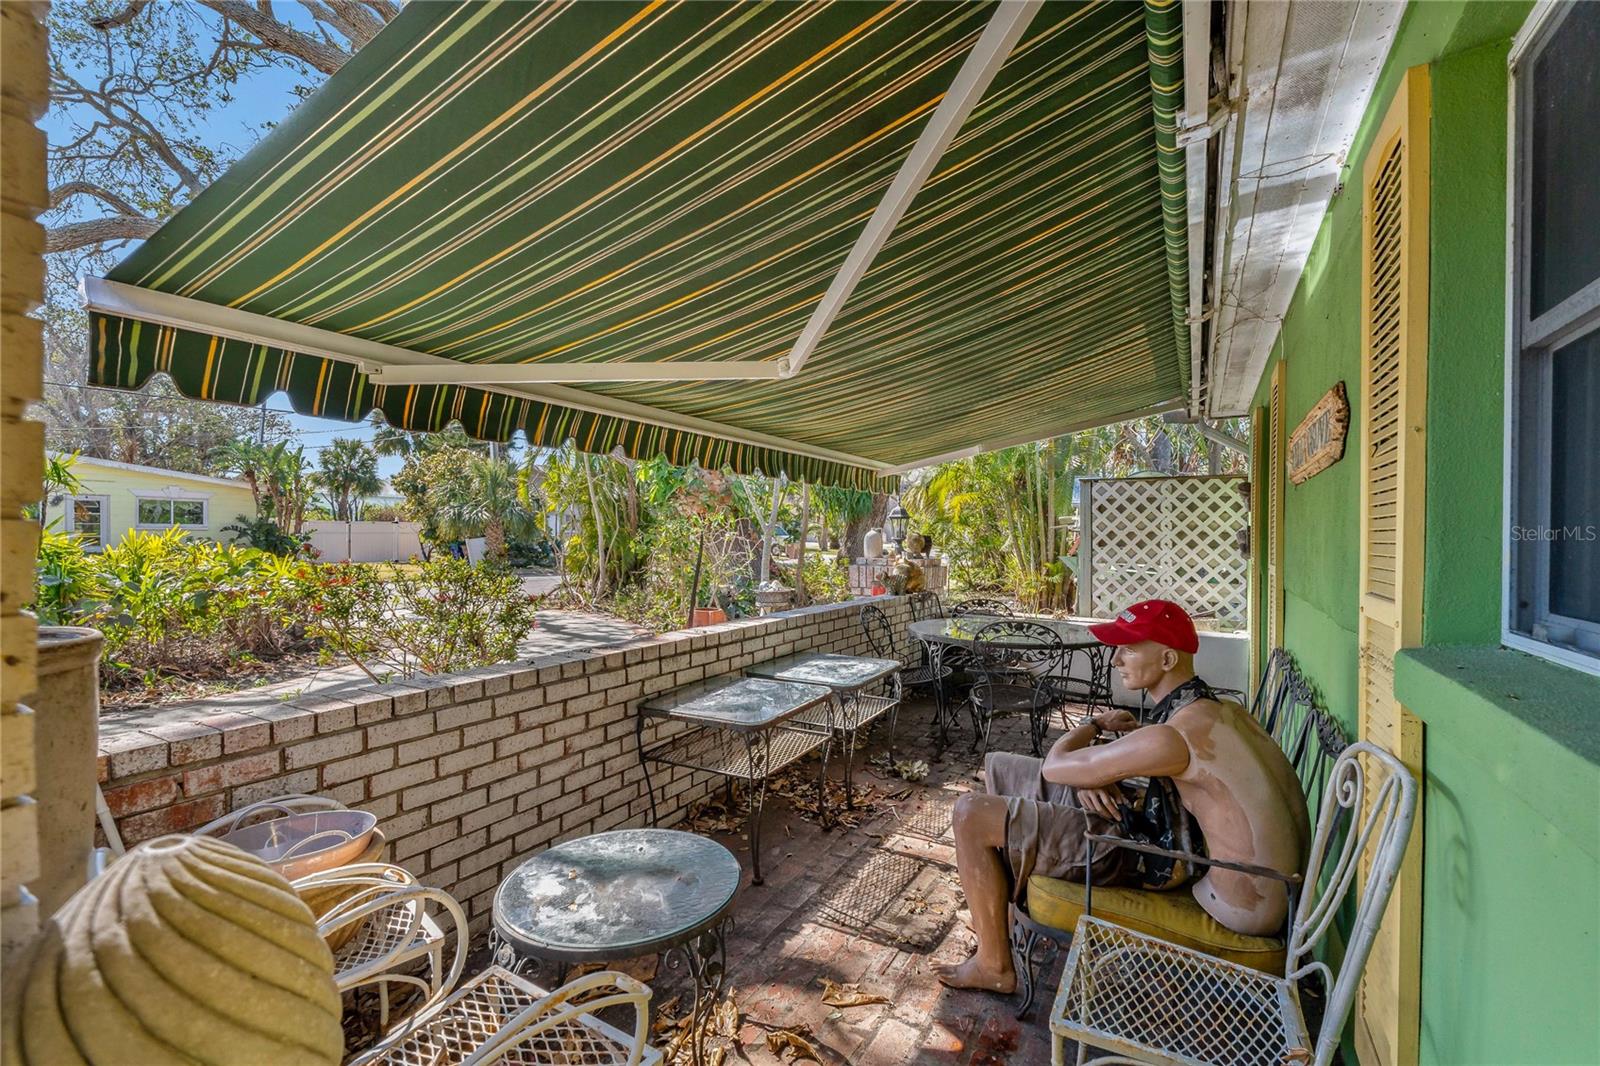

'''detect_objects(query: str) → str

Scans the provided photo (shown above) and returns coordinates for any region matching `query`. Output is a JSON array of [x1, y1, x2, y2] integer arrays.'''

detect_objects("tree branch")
[[47, 215, 162, 254], [50, 180, 142, 217], [87, 1, 154, 31], [198, 0, 355, 75]]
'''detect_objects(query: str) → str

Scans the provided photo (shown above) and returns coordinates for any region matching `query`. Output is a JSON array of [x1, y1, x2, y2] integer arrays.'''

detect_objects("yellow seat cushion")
[[1025, 875, 1286, 973]]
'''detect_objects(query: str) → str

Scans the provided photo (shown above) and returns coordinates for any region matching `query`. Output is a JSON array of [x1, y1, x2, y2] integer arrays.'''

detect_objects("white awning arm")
[[778, 0, 1041, 380]]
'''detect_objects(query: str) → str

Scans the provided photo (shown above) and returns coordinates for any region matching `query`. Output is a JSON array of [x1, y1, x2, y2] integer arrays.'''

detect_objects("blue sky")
[[49, 4, 523, 479]]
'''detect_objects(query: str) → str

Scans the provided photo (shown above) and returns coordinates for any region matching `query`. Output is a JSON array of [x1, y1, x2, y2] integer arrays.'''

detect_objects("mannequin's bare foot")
[[932, 954, 1017, 993]]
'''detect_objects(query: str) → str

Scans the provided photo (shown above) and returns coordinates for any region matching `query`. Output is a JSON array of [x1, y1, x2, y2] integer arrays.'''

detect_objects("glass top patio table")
[[743, 652, 900, 692], [492, 828, 740, 963], [909, 615, 1101, 650], [638, 675, 832, 730]]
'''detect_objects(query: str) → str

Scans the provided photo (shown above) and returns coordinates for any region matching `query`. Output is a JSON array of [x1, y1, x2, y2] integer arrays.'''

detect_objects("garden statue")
[[9, 835, 344, 1065]]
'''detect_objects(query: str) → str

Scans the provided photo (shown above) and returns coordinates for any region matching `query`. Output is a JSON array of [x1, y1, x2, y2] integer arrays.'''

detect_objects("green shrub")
[[307, 557, 539, 679], [31, 528, 318, 685], [32, 529, 108, 626]]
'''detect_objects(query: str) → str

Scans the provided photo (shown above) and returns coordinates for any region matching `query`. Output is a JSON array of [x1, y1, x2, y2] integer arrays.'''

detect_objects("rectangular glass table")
[[636, 675, 834, 884], [743, 652, 901, 810]]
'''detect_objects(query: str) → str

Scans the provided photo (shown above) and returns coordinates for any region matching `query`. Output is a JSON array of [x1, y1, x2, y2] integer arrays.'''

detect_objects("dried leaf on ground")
[[765, 1027, 824, 1062], [568, 956, 660, 983], [818, 978, 890, 1009]]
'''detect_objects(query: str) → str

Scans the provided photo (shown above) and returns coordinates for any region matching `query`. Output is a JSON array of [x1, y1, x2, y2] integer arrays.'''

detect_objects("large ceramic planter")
[[31, 627, 102, 917]]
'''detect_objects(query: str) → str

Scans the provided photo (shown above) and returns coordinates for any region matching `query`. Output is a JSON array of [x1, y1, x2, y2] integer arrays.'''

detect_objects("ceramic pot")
[[31, 627, 102, 917], [863, 528, 884, 558], [690, 606, 728, 626]]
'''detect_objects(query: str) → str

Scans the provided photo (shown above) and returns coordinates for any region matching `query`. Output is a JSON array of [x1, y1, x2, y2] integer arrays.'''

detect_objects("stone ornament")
[[12, 834, 344, 1065]]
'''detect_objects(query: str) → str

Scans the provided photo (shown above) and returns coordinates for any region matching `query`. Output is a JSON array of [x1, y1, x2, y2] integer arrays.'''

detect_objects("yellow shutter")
[[1355, 64, 1428, 1066], [1266, 362, 1286, 655]]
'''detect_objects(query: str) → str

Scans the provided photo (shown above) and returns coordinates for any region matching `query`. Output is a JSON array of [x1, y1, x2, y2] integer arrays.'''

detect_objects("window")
[[136, 497, 207, 528], [66, 496, 109, 550], [1507, 1, 1600, 673]]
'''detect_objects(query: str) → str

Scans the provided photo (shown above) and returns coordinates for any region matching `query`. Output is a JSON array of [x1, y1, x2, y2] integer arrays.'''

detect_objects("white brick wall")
[[97, 596, 911, 927]]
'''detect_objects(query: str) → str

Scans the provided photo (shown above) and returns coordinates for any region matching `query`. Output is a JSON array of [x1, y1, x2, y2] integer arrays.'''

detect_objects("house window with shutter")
[[1506, 1, 1600, 674]]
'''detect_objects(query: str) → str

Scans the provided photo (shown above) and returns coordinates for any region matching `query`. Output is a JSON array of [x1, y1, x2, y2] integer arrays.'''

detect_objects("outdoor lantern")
[[886, 501, 909, 549]]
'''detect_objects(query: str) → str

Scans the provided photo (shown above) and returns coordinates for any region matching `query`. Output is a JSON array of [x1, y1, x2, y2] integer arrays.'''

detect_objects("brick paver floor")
[[642, 692, 1084, 1065]]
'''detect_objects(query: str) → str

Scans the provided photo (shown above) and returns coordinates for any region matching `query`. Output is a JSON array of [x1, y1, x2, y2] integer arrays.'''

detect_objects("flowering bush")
[[307, 556, 539, 679]]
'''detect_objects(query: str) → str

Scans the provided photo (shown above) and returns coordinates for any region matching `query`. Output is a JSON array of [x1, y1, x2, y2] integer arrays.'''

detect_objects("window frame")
[[134, 494, 209, 530], [64, 494, 110, 551], [1503, 0, 1600, 677]]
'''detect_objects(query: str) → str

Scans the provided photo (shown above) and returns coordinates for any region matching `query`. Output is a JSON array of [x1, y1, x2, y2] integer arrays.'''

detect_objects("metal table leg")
[[661, 918, 731, 1066], [742, 733, 770, 885]]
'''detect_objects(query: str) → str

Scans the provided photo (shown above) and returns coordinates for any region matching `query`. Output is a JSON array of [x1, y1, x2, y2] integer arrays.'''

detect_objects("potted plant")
[[677, 469, 736, 628]]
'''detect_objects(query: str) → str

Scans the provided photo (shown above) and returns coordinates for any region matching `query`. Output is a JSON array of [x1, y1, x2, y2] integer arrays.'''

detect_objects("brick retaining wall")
[[96, 596, 911, 928]]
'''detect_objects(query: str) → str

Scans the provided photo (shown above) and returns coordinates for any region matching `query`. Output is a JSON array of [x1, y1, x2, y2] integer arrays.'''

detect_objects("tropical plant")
[[314, 437, 380, 522], [307, 557, 540, 680], [30, 528, 319, 687], [434, 454, 540, 564], [32, 528, 107, 625], [222, 513, 310, 556], [216, 439, 315, 533], [30, 451, 84, 527]]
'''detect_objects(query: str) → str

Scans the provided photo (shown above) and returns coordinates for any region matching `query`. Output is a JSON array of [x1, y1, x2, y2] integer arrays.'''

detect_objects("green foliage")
[[215, 439, 315, 533], [307, 557, 539, 679], [393, 447, 542, 563], [314, 437, 380, 521], [31, 528, 318, 685], [611, 509, 750, 631], [796, 551, 850, 605], [32, 529, 108, 625], [28, 451, 85, 526], [222, 514, 310, 556]]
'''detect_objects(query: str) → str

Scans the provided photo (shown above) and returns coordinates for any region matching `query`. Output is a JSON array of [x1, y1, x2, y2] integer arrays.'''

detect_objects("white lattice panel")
[[1083, 476, 1249, 625]]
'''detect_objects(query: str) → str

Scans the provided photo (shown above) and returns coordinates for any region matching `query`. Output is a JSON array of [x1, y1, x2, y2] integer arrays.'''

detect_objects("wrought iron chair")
[[966, 619, 1064, 756], [950, 597, 1013, 618], [860, 603, 953, 742], [1050, 741, 1418, 1066], [353, 966, 659, 1066], [293, 861, 468, 1035], [908, 590, 945, 622]]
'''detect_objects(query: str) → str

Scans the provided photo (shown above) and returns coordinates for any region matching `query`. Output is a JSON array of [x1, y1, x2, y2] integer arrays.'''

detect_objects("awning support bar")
[[777, 0, 1041, 380]]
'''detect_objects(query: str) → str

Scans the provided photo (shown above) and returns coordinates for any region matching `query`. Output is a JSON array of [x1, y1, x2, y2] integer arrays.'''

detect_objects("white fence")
[[305, 521, 425, 563], [1078, 475, 1249, 625]]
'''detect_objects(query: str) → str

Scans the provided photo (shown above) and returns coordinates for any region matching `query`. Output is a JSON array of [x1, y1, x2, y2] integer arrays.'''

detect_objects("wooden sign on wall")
[[1287, 382, 1350, 484]]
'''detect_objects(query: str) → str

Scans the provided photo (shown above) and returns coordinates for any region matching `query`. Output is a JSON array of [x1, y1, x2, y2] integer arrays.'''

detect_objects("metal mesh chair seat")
[[1052, 917, 1307, 1066], [358, 966, 659, 1066], [899, 662, 952, 688], [970, 681, 1037, 716], [335, 901, 442, 972]]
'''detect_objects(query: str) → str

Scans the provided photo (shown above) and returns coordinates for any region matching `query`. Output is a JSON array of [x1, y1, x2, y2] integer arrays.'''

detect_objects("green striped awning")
[[86, 0, 1190, 491]]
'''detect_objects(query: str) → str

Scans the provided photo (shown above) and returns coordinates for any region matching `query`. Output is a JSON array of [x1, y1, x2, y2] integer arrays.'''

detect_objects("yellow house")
[[51, 454, 257, 550]]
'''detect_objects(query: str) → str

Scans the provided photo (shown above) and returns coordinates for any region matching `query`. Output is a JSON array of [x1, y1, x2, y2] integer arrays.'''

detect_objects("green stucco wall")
[[1246, 2, 1600, 1063]]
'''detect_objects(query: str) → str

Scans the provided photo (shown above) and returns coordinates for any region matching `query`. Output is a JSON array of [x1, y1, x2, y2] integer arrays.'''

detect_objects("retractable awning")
[[84, 0, 1190, 491]]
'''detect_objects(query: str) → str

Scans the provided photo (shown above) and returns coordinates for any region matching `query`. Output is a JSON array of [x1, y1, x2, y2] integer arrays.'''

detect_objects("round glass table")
[[490, 828, 739, 1066]]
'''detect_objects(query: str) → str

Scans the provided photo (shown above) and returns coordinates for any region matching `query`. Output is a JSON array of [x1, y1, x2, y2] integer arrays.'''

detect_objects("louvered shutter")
[[1354, 66, 1429, 1066], [1266, 363, 1286, 654]]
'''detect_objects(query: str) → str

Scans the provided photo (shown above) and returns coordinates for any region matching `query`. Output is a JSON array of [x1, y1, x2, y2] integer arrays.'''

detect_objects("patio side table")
[[743, 652, 901, 810], [489, 828, 740, 1066], [637, 676, 834, 884]]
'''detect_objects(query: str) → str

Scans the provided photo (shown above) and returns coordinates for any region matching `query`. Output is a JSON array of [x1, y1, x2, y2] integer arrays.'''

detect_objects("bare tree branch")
[[49, 180, 143, 217], [47, 215, 162, 254], [87, 0, 153, 31], [197, 0, 355, 75]]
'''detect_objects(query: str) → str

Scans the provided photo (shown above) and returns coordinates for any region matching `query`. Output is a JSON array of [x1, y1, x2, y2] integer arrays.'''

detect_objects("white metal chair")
[[353, 965, 660, 1066], [293, 861, 467, 1033], [1049, 741, 1418, 1066]]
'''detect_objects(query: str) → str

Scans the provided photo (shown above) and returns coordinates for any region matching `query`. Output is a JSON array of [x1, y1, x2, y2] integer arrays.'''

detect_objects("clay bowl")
[[222, 809, 378, 882]]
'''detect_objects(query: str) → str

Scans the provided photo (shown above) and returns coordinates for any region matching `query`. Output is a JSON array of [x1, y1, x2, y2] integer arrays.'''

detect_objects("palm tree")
[[315, 437, 381, 521], [436, 454, 539, 564]]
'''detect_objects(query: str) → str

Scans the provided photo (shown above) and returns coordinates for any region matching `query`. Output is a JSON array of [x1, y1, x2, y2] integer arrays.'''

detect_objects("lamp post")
[[885, 501, 909, 552]]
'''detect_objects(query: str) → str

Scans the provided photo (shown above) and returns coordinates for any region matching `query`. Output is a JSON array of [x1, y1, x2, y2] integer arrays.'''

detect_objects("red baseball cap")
[[1089, 599, 1199, 654]]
